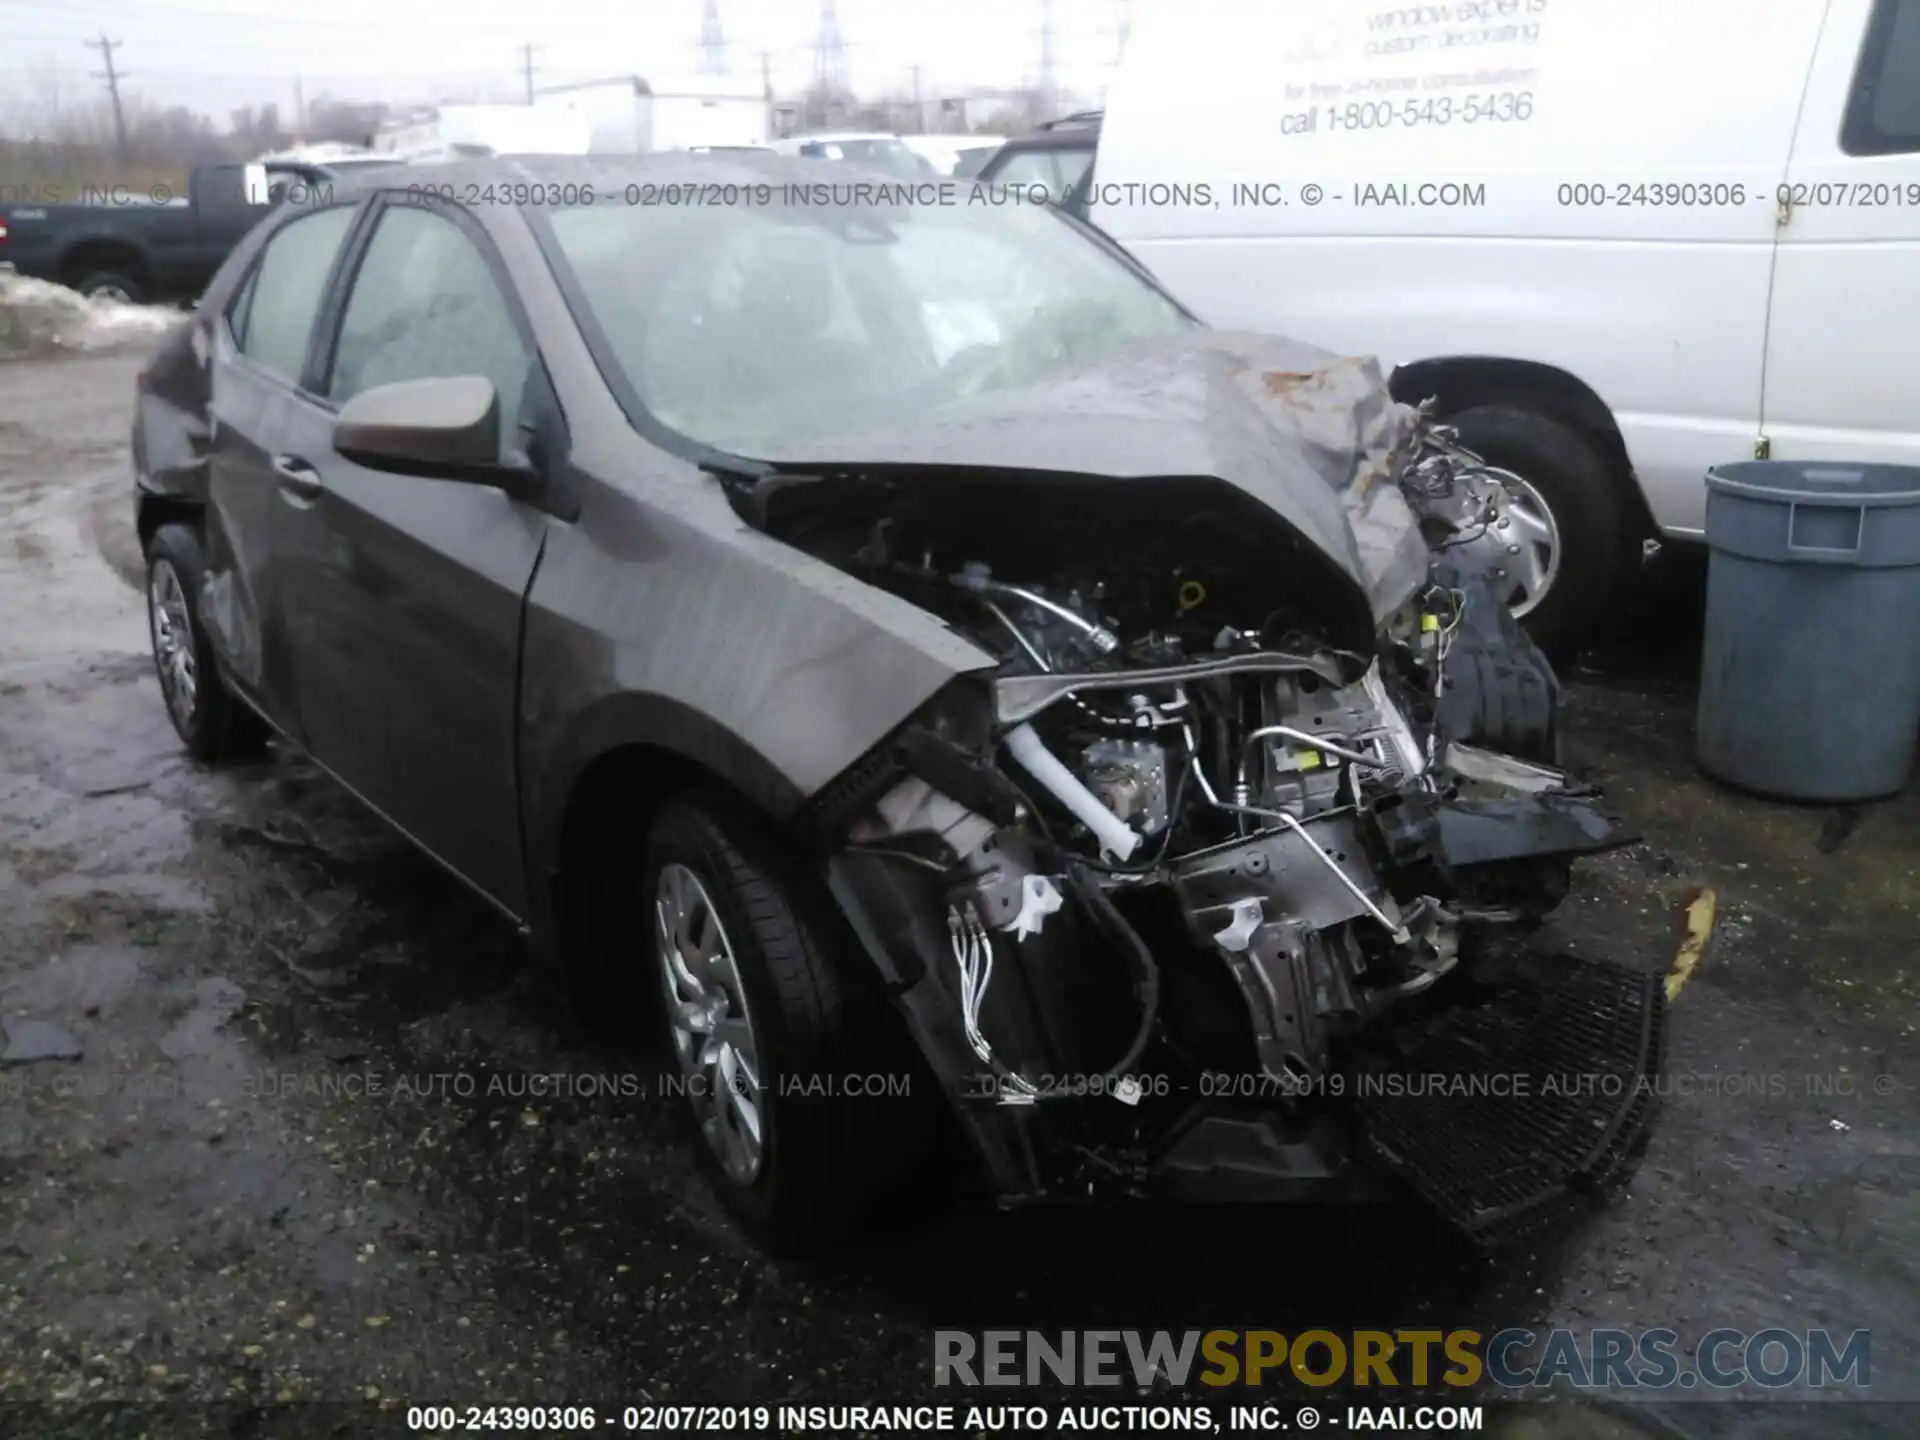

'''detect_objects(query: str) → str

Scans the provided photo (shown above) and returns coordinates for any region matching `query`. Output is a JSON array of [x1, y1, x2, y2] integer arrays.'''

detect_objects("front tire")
[[1445, 405, 1631, 653], [145, 524, 269, 762], [640, 795, 931, 1253]]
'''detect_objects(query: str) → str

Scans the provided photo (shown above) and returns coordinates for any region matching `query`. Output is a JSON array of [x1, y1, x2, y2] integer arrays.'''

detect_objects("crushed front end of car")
[[737, 333, 1665, 1245]]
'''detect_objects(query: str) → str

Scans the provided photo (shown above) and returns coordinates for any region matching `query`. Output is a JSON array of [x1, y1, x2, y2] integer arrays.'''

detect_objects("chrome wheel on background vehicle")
[[1440, 405, 1628, 653], [1478, 469, 1563, 618], [148, 558, 198, 733], [75, 270, 147, 304], [653, 860, 766, 1185]]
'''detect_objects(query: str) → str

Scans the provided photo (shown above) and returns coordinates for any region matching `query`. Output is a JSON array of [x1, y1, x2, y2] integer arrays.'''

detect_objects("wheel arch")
[[59, 237, 152, 291], [527, 693, 808, 1004], [136, 489, 204, 555], [1388, 354, 1656, 537]]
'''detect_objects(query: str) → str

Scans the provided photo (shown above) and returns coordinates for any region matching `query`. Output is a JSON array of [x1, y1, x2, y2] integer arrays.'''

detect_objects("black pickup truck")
[[0, 159, 386, 304]]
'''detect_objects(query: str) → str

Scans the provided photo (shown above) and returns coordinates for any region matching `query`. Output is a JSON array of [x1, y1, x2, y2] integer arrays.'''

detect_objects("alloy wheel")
[[148, 558, 198, 732], [1459, 469, 1563, 618], [653, 861, 766, 1184]]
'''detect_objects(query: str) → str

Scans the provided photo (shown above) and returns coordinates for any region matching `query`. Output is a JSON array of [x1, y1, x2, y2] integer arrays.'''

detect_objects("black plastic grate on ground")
[[1353, 955, 1666, 1244]]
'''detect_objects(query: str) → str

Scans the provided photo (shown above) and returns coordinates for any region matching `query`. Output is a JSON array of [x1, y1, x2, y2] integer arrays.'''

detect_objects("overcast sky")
[[0, 0, 1129, 127]]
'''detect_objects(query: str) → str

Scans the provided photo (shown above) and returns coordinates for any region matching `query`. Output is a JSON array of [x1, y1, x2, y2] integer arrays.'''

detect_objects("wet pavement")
[[1, 347, 1915, 1440]]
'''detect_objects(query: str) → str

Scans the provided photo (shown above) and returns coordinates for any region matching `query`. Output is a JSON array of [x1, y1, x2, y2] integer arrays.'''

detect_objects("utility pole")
[[1038, 0, 1057, 122], [760, 50, 774, 137], [910, 64, 922, 133], [293, 76, 306, 139], [84, 34, 130, 162], [699, 0, 726, 77], [520, 43, 537, 103]]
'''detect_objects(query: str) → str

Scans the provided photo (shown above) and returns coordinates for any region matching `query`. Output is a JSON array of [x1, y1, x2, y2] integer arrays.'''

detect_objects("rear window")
[[229, 205, 357, 384], [798, 138, 925, 175], [1845, 0, 1920, 154]]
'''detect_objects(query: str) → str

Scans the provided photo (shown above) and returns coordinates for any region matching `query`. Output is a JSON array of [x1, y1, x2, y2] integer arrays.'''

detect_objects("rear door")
[[1763, 0, 1920, 466], [272, 196, 552, 915], [201, 201, 362, 738]]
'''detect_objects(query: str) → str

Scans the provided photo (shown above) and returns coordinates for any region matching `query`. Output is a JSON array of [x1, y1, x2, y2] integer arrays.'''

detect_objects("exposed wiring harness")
[[1060, 859, 1162, 1082], [950, 905, 1039, 1099], [946, 856, 1163, 1105]]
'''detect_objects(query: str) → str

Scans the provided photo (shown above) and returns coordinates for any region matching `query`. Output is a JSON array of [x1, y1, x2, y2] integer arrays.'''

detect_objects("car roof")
[[776, 131, 904, 144], [310, 150, 877, 199], [997, 129, 1099, 151]]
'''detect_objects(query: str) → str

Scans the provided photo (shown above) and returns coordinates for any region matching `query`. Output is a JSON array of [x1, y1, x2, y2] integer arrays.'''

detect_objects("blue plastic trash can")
[[1696, 461, 1920, 802]]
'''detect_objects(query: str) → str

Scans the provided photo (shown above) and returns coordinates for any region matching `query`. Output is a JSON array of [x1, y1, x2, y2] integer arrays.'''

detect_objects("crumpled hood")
[[751, 329, 1434, 625]]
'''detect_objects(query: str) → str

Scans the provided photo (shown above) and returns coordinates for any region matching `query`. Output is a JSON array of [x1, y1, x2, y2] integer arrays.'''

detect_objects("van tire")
[[1445, 405, 1627, 653]]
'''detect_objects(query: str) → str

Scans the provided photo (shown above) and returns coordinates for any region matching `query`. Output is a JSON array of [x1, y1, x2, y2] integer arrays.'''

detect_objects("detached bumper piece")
[[1352, 954, 1666, 1247]]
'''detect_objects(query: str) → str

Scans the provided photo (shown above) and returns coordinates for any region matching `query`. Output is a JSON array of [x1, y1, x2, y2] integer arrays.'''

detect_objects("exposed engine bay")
[[749, 372, 1665, 1243]]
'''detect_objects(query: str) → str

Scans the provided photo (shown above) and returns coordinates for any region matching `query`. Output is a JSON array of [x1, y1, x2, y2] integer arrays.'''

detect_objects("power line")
[[83, 31, 129, 158]]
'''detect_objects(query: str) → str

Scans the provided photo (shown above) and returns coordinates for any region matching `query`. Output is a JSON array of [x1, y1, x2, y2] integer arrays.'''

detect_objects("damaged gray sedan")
[[132, 155, 1664, 1252]]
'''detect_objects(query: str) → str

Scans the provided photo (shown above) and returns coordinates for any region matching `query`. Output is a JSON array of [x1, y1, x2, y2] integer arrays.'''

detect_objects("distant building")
[[532, 74, 769, 154], [371, 105, 592, 160], [256, 140, 381, 165]]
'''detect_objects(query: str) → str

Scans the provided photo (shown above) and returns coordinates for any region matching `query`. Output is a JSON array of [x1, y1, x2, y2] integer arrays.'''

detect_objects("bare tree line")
[[0, 73, 391, 194], [791, 79, 1066, 137], [1, 65, 1063, 198]]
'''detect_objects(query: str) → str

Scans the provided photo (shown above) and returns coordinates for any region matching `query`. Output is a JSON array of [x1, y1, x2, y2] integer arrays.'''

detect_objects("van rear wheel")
[[1443, 405, 1628, 653]]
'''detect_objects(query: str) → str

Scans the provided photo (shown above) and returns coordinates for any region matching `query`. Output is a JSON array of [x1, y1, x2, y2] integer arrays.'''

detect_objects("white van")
[[1091, 0, 1920, 645]]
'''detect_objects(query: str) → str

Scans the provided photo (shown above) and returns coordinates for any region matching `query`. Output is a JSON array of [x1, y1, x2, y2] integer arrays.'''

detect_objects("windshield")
[[546, 197, 1193, 455]]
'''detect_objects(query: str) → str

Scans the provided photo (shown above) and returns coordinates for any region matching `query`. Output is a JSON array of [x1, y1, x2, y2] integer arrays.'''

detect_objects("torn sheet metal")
[[751, 330, 1436, 631]]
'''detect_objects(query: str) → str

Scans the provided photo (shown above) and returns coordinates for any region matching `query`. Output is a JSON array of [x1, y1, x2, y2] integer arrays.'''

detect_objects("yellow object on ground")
[[1666, 887, 1717, 1001]]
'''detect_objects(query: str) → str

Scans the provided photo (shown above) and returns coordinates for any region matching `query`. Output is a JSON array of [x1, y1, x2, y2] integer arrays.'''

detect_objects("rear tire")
[[74, 270, 148, 304], [639, 794, 933, 1253], [145, 524, 270, 762], [1446, 405, 1630, 654]]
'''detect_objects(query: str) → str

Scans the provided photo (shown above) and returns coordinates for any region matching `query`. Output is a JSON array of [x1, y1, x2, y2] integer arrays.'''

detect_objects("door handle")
[[272, 454, 323, 501]]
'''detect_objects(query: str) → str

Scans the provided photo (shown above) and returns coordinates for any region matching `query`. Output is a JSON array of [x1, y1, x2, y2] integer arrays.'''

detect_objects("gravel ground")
[[1, 344, 1915, 1440]]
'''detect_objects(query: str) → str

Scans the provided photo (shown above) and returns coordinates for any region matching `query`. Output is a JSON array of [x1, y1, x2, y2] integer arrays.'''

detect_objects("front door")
[[273, 197, 550, 916], [1763, 0, 1920, 466]]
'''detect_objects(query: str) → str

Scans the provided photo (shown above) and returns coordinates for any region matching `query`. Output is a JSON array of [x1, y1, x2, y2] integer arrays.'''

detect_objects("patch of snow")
[[0, 273, 184, 359]]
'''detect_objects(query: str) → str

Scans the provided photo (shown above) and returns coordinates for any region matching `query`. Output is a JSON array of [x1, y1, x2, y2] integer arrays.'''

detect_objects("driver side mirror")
[[333, 375, 538, 497]]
